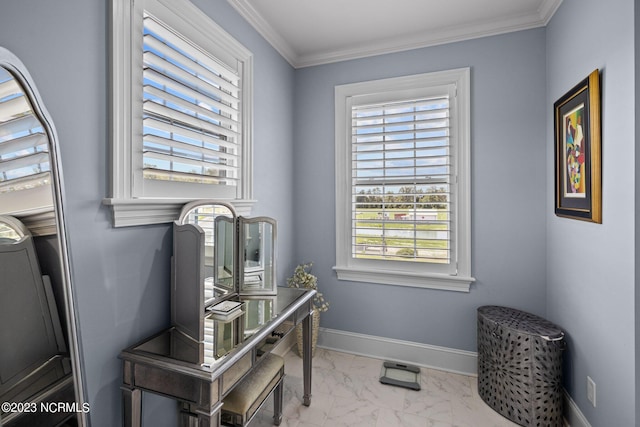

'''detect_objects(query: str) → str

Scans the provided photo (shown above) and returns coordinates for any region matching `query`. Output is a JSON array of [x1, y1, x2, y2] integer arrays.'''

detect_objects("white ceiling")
[[226, 0, 563, 68]]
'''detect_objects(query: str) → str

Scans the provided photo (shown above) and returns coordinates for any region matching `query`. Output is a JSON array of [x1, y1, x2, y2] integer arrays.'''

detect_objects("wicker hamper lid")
[[477, 305, 564, 341]]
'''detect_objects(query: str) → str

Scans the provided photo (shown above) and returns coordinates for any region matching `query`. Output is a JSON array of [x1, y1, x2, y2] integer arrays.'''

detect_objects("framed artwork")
[[554, 69, 602, 223]]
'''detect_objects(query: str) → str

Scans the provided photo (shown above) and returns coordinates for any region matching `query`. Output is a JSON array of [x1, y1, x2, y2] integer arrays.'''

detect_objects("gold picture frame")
[[553, 69, 602, 223]]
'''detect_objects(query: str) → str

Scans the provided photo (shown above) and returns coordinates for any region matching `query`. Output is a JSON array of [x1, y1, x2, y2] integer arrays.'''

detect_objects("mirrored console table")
[[120, 287, 316, 427]]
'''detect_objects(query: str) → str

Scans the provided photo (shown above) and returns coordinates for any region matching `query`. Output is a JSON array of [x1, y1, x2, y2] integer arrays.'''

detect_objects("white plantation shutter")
[[335, 69, 473, 291], [351, 96, 451, 264], [108, 0, 254, 227], [142, 13, 241, 194], [0, 68, 50, 194]]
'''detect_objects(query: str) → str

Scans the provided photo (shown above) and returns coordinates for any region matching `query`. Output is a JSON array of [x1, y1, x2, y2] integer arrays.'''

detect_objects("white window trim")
[[334, 68, 474, 292], [105, 0, 254, 227]]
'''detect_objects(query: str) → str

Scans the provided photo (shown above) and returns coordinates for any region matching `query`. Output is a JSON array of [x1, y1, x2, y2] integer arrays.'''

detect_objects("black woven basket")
[[477, 306, 565, 427]]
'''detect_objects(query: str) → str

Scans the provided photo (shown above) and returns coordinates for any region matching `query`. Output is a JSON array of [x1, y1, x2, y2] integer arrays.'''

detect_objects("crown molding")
[[227, 0, 563, 68], [539, 0, 564, 24], [225, 0, 299, 65]]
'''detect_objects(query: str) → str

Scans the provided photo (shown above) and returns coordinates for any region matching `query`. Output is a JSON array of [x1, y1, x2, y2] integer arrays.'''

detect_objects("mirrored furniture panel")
[[0, 48, 87, 426], [172, 201, 238, 359], [171, 201, 278, 360], [121, 287, 316, 427], [176, 201, 238, 304], [238, 217, 276, 295], [121, 200, 309, 427]]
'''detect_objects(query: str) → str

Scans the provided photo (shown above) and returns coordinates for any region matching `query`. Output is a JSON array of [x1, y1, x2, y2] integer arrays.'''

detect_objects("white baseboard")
[[563, 390, 592, 427], [316, 327, 477, 375], [315, 327, 591, 427]]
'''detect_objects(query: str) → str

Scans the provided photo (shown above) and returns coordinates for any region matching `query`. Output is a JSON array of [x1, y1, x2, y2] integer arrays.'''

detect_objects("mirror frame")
[[238, 216, 277, 295], [0, 47, 88, 426]]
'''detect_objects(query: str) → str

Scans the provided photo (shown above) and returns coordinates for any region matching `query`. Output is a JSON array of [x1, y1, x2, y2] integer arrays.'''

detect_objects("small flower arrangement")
[[287, 262, 329, 312]]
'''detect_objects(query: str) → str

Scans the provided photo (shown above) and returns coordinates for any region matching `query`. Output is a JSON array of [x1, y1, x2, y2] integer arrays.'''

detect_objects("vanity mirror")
[[171, 201, 278, 363], [238, 216, 276, 295], [0, 48, 87, 426], [172, 200, 238, 350]]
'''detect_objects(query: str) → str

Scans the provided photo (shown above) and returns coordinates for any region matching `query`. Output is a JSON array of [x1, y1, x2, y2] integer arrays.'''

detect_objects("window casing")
[[106, 0, 254, 227], [334, 69, 473, 291]]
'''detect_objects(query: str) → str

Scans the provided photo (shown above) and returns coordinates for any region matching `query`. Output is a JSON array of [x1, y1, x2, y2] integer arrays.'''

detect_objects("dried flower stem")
[[286, 262, 329, 312]]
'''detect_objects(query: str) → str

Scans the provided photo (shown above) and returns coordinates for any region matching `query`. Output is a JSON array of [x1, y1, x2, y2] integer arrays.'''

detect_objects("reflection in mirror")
[[138, 292, 291, 367], [0, 215, 28, 242], [214, 215, 235, 293], [207, 311, 237, 359], [238, 217, 277, 295], [242, 296, 275, 338], [176, 200, 237, 304], [170, 201, 280, 366], [0, 48, 87, 426], [0, 67, 52, 221], [0, 215, 71, 424], [172, 200, 237, 363]]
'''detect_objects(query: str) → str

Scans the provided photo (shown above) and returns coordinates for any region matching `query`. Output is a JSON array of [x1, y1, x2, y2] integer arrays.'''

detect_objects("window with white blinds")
[[142, 13, 240, 191], [352, 96, 451, 264], [335, 69, 473, 291], [108, 0, 254, 226]]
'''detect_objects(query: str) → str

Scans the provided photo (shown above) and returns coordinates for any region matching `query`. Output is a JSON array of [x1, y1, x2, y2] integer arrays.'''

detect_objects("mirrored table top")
[[128, 287, 314, 370]]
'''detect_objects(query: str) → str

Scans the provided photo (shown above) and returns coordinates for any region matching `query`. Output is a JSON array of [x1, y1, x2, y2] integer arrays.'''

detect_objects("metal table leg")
[[302, 310, 313, 406]]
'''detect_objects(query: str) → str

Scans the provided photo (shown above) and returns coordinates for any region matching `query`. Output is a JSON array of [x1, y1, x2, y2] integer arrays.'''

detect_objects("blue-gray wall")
[[546, 0, 636, 425], [292, 28, 548, 351], [0, 1, 636, 426], [636, 1, 640, 424], [0, 1, 295, 426]]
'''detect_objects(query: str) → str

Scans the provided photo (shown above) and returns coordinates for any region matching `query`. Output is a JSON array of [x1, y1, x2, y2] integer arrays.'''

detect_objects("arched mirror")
[[0, 48, 87, 427]]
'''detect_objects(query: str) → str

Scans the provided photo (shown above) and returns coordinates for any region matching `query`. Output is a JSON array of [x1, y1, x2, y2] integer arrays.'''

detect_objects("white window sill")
[[333, 266, 475, 292], [103, 198, 255, 227]]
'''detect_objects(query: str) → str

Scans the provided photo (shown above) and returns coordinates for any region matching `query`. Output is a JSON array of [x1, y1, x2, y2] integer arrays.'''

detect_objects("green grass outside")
[[354, 208, 449, 249]]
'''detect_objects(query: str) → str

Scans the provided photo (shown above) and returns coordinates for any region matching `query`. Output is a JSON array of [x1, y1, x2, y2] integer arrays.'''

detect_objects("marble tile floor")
[[251, 347, 521, 427]]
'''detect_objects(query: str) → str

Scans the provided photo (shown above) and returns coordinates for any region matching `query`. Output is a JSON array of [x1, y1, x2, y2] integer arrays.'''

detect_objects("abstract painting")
[[554, 69, 601, 223]]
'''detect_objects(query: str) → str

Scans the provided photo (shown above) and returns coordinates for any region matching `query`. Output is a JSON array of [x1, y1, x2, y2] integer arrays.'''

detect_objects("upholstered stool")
[[477, 306, 565, 427], [221, 354, 285, 426]]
